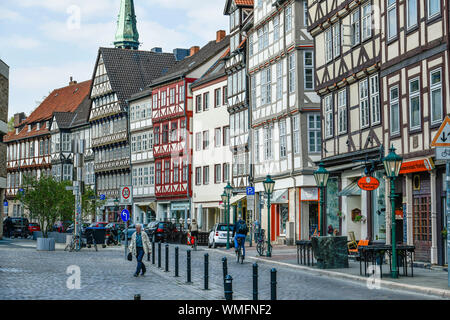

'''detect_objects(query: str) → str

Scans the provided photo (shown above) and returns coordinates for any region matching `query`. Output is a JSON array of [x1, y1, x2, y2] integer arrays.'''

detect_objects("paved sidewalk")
[[211, 244, 450, 298]]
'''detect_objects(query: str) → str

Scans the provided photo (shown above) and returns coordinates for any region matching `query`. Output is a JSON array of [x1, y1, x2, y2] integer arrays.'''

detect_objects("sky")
[[0, 0, 229, 118]]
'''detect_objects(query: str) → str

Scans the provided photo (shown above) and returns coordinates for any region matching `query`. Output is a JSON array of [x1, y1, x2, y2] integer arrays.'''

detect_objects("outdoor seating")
[[347, 231, 358, 251], [348, 239, 369, 255]]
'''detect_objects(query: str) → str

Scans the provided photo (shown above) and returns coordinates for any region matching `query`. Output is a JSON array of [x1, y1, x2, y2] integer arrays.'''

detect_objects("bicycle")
[[255, 229, 266, 257], [65, 234, 82, 252], [236, 237, 245, 264]]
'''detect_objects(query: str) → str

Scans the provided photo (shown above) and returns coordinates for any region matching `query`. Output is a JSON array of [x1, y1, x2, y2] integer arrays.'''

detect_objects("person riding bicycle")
[[233, 215, 248, 258]]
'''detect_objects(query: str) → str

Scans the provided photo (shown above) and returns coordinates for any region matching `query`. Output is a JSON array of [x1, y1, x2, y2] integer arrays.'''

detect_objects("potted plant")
[[442, 228, 447, 239], [337, 211, 344, 219]]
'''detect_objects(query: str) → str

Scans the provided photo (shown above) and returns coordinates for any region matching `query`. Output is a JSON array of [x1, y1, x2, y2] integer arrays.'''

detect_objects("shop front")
[[133, 201, 156, 224], [269, 189, 289, 244], [299, 187, 320, 240]]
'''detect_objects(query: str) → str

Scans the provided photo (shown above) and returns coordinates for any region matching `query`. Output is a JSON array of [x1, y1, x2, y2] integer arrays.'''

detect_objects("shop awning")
[[337, 181, 361, 197], [270, 189, 289, 204], [230, 194, 246, 205]]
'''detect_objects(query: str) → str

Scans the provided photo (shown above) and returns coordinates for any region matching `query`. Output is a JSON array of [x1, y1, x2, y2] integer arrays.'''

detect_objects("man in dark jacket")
[[4, 217, 13, 238]]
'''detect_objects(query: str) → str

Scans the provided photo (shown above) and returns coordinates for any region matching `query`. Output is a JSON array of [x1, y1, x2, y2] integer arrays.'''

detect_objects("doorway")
[[309, 203, 319, 238]]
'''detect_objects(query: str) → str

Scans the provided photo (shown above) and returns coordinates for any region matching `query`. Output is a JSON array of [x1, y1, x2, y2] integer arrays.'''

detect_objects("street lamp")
[[224, 182, 233, 250], [221, 191, 229, 249], [314, 162, 330, 236], [263, 175, 275, 257], [382, 145, 403, 279]]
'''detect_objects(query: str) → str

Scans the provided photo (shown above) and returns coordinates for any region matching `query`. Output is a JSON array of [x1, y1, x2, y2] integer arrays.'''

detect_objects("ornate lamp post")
[[263, 175, 275, 257], [382, 145, 403, 279], [224, 182, 233, 250], [221, 191, 229, 249], [314, 162, 330, 236]]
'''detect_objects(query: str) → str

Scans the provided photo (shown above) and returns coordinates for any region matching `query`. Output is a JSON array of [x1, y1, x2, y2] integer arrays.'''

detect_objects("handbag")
[[127, 252, 132, 261]]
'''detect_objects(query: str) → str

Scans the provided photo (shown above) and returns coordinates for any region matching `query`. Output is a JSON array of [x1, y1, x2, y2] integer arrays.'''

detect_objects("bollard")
[[175, 246, 179, 277], [165, 244, 169, 272], [152, 241, 155, 265], [222, 257, 228, 286], [253, 263, 258, 301], [270, 268, 277, 301], [204, 253, 209, 290], [158, 242, 162, 268], [187, 249, 192, 283], [224, 275, 233, 301], [134, 294, 141, 301]]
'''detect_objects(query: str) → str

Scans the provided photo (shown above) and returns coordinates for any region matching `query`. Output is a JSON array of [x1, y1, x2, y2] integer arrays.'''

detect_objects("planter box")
[[48, 232, 68, 244], [33, 231, 43, 240], [36, 238, 56, 251], [311, 236, 349, 269]]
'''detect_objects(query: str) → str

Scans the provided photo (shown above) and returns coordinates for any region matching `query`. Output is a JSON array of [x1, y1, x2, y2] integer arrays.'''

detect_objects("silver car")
[[208, 223, 235, 248]]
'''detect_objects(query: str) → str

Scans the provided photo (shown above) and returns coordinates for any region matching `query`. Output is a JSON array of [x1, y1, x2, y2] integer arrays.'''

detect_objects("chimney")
[[151, 47, 163, 53], [216, 30, 226, 43], [190, 46, 200, 57], [69, 76, 77, 86], [14, 113, 26, 128]]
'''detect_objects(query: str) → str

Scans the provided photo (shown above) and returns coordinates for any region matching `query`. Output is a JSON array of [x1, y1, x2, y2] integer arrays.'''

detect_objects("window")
[[263, 24, 269, 49], [279, 120, 287, 158], [173, 160, 179, 183], [261, 68, 271, 105], [180, 120, 186, 142], [251, 75, 256, 109], [293, 115, 300, 154], [304, 0, 308, 26], [149, 165, 155, 185], [182, 160, 187, 182], [359, 79, 370, 128], [337, 89, 347, 134], [154, 126, 160, 145], [274, 15, 280, 41], [223, 163, 230, 183], [324, 94, 333, 138], [203, 92, 210, 111], [170, 122, 178, 142], [263, 125, 273, 160], [215, 128, 222, 147], [62, 133, 71, 152], [325, 28, 332, 62], [285, 5, 292, 31], [164, 161, 170, 184], [179, 85, 185, 102], [407, 0, 418, 29], [215, 88, 221, 107], [390, 86, 400, 135], [169, 88, 175, 104], [63, 164, 72, 181], [304, 51, 314, 90], [161, 91, 167, 107], [195, 132, 202, 151], [276, 62, 282, 100], [370, 75, 380, 125], [409, 77, 421, 130], [254, 129, 260, 162], [195, 167, 202, 185], [156, 163, 162, 184], [203, 131, 209, 150], [351, 9, 360, 45], [203, 166, 209, 185], [289, 53, 296, 93], [387, 0, 397, 40], [137, 135, 142, 152], [258, 28, 263, 51], [196, 95, 202, 113], [333, 23, 341, 58], [223, 86, 228, 104], [428, 0, 440, 19], [249, 34, 254, 56], [162, 124, 169, 144], [430, 69, 442, 124], [223, 126, 230, 146], [308, 114, 321, 153], [362, 3, 372, 40], [215, 164, 221, 184]]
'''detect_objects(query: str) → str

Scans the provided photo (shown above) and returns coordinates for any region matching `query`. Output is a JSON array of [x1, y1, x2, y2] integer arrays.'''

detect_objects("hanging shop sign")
[[399, 158, 435, 175], [357, 176, 380, 191]]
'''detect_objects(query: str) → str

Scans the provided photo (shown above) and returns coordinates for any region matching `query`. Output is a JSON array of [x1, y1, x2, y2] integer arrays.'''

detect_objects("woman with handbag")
[[128, 224, 151, 277]]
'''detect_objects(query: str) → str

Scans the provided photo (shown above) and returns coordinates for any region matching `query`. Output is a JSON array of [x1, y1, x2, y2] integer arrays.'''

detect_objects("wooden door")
[[413, 196, 432, 262]]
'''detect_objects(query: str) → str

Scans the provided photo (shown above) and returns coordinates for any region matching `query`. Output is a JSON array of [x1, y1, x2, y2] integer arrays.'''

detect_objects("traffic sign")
[[121, 209, 130, 222], [246, 187, 255, 196], [120, 186, 133, 205], [431, 116, 450, 147], [3, 200, 8, 207], [100, 194, 106, 201]]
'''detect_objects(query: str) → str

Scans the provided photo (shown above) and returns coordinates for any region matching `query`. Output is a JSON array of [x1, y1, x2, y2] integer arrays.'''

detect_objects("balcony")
[[92, 131, 127, 149], [94, 158, 130, 173]]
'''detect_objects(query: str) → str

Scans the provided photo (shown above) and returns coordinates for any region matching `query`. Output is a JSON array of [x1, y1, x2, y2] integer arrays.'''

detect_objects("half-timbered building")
[[0, 59, 9, 237], [150, 33, 230, 224]]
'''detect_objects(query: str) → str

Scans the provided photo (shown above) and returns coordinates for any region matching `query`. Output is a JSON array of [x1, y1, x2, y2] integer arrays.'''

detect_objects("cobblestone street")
[[0, 239, 444, 300]]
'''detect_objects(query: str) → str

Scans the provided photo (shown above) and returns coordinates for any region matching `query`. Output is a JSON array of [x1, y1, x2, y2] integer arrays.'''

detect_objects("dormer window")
[[37, 123, 40, 131], [28, 125, 31, 132], [46, 121, 50, 128]]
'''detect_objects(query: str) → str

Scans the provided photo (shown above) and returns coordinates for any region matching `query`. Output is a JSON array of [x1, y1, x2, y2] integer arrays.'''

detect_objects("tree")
[[7, 117, 14, 132], [81, 186, 106, 222], [17, 175, 75, 238]]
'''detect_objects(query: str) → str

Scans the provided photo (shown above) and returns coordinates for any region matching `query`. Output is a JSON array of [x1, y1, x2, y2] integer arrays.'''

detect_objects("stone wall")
[[0, 72, 9, 123]]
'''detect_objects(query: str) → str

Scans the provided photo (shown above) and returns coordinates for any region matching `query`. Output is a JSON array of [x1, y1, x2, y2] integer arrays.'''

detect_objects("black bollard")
[[253, 263, 258, 301], [152, 241, 155, 265], [134, 294, 141, 301], [222, 257, 228, 286], [186, 249, 192, 283], [204, 253, 209, 290], [165, 244, 169, 272], [270, 268, 277, 301], [158, 242, 161, 268], [175, 246, 179, 277], [224, 275, 233, 301]]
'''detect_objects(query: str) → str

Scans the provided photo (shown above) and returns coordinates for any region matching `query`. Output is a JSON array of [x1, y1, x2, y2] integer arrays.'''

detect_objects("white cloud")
[[0, 7, 26, 22], [4, 35, 41, 49]]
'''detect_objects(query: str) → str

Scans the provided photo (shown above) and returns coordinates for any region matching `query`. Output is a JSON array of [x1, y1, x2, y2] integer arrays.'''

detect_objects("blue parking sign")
[[246, 187, 255, 196], [121, 209, 130, 222]]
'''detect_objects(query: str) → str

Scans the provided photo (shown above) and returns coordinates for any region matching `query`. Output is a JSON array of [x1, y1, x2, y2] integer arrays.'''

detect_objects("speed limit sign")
[[120, 186, 133, 205]]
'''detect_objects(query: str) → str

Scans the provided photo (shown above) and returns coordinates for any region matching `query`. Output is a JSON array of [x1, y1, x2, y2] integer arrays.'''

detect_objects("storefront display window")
[[372, 171, 386, 241], [326, 177, 340, 232], [280, 204, 289, 235]]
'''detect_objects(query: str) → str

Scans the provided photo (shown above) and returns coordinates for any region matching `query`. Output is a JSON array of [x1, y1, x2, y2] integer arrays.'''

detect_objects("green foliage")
[[17, 175, 75, 238], [7, 117, 14, 132], [81, 186, 106, 220]]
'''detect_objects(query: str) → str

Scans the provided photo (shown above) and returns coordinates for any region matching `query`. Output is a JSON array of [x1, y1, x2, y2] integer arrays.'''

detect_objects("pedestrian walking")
[[128, 224, 151, 277], [4, 216, 12, 238]]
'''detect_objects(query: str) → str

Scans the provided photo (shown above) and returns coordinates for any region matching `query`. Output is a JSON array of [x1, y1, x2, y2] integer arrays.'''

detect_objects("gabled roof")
[[149, 35, 230, 87], [224, 0, 254, 15], [96, 47, 176, 105], [191, 58, 227, 90]]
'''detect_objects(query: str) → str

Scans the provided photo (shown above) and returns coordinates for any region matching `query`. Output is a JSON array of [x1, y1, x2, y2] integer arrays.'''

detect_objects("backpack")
[[236, 221, 248, 235]]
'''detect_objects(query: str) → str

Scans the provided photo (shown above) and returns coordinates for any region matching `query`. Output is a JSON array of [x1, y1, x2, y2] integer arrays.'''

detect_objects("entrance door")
[[309, 203, 319, 238], [413, 196, 432, 262]]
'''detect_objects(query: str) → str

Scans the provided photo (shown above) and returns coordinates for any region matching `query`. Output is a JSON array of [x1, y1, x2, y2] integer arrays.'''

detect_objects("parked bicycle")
[[255, 229, 266, 257]]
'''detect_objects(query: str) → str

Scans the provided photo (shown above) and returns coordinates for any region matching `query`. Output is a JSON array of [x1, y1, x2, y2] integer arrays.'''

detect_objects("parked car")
[[208, 223, 235, 248], [144, 221, 160, 241], [89, 222, 109, 229], [28, 223, 41, 234], [8, 218, 30, 238], [65, 223, 90, 235], [154, 222, 175, 243]]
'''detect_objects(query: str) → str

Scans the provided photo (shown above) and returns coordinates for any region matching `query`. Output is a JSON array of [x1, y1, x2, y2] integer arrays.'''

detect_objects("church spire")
[[114, 0, 140, 50]]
